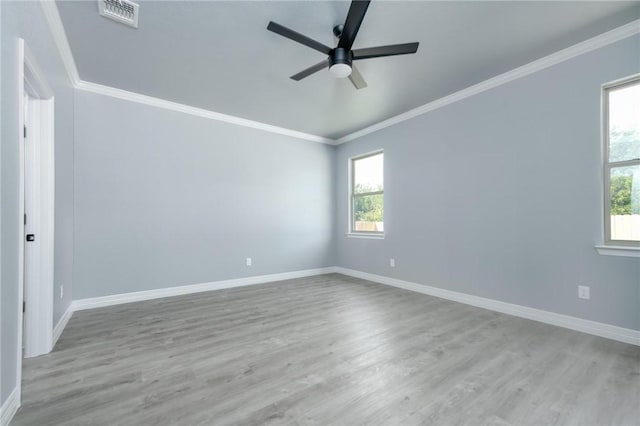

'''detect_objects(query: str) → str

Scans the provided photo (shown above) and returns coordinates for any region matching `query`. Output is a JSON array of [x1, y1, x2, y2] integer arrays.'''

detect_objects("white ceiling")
[[56, 1, 640, 139]]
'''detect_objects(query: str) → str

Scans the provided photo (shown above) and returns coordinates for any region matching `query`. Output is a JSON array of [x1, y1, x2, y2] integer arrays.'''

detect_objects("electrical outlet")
[[578, 285, 590, 300], [246, 257, 252, 267], [60, 285, 64, 299], [390, 258, 395, 268]]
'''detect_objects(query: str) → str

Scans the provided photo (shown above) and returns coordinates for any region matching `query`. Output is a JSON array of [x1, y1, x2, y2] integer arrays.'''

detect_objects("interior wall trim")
[[52, 304, 74, 349], [40, 0, 80, 86], [71, 267, 336, 311], [54, 268, 335, 352], [59, 267, 639, 350], [334, 18, 640, 144], [39, 1, 332, 145], [0, 387, 20, 426], [334, 267, 640, 346], [74, 81, 334, 144], [40, 0, 639, 146]]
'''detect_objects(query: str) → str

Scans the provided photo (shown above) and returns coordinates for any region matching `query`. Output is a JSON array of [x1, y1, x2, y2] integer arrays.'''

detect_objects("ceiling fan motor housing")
[[329, 48, 353, 78], [330, 48, 353, 67]]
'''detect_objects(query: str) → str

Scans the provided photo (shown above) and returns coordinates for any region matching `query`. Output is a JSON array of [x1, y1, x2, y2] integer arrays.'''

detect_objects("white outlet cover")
[[390, 258, 395, 267], [578, 285, 590, 300], [246, 257, 252, 266]]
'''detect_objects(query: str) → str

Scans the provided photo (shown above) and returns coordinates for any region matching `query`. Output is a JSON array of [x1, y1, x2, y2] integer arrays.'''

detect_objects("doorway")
[[18, 38, 56, 366]]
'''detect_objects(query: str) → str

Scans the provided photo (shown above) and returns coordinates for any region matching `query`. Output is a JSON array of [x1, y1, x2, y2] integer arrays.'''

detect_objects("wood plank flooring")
[[12, 274, 640, 425]]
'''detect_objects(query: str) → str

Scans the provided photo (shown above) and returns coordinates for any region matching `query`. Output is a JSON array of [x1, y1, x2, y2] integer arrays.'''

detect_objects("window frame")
[[349, 150, 384, 236], [602, 75, 640, 247]]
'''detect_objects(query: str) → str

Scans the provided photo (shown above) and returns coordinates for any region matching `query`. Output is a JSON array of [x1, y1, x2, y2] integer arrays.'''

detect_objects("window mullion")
[[353, 190, 384, 197], [607, 159, 640, 168]]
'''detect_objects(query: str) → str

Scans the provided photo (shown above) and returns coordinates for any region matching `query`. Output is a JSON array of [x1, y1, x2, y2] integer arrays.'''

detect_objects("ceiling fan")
[[267, 0, 419, 90]]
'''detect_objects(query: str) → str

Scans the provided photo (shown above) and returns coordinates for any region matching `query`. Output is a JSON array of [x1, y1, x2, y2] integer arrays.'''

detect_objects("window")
[[603, 76, 640, 245], [350, 151, 384, 234]]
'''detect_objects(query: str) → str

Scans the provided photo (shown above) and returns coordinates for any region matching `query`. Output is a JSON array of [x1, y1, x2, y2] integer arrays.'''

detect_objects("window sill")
[[595, 245, 640, 258], [345, 233, 385, 240]]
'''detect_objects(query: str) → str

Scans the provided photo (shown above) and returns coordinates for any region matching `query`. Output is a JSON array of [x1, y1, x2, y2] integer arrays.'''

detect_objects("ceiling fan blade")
[[338, 0, 371, 50], [291, 59, 330, 81], [267, 21, 332, 55], [353, 42, 419, 60], [348, 65, 367, 90]]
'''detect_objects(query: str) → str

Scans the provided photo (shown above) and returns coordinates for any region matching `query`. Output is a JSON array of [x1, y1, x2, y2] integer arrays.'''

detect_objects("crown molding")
[[74, 80, 335, 144], [41, 0, 639, 146], [335, 18, 640, 144], [39, 1, 334, 145], [40, 0, 80, 86]]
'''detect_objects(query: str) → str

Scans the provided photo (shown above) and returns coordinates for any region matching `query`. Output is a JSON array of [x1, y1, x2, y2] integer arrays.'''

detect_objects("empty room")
[[1, 0, 639, 424]]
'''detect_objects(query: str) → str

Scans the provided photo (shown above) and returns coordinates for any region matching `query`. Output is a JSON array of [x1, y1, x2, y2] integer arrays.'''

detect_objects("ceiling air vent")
[[98, 0, 139, 28]]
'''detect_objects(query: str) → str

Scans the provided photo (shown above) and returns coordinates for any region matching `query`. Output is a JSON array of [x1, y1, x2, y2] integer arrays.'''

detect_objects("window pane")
[[608, 82, 640, 162], [354, 153, 383, 194], [609, 165, 640, 241], [353, 194, 384, 232]]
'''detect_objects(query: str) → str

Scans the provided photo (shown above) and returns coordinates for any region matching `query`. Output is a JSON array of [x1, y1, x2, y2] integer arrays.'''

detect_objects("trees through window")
[[351, 151, 384, 234], [604, 76, 640, 244]]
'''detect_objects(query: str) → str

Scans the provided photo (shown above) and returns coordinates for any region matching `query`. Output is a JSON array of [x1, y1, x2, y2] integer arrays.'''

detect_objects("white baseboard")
[[72, 267, 337, 311], [63, 266, 639, 347], [334, 267, 640, 346], [52, 304, 74, 349], [0, 387, 20, 426]]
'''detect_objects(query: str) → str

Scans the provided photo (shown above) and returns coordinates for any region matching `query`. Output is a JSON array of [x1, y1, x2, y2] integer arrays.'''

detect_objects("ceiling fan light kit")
[[267, 0, 419, 90], [329, 48, 353, 78]]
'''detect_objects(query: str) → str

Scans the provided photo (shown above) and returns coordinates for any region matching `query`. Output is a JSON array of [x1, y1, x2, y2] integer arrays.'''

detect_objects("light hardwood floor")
[[12, 274, 640, 425]]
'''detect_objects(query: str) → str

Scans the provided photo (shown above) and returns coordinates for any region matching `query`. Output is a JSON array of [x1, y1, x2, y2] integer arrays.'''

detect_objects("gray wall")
[[336, 35, 640, 331], [73, 91, 335, 299], [1, 2, 638, 413], [1, 1, 75, 406]]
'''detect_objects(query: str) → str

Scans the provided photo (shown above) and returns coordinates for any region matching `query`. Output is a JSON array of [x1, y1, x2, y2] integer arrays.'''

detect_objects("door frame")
[[17, 36, 56, 373]]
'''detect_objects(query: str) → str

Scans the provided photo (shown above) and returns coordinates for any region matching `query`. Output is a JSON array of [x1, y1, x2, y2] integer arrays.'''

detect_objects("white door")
[[23, 94, 42, 357]]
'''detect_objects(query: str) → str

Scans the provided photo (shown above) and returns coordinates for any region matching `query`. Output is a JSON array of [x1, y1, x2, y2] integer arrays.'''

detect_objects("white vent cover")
[[98, 0, 139, 28]]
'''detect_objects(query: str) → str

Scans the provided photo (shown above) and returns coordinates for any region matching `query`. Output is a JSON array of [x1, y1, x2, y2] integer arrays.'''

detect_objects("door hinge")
[[24, 126, 27, 138], [24, 214, 27, 225], [23, 301, 26, 313]]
